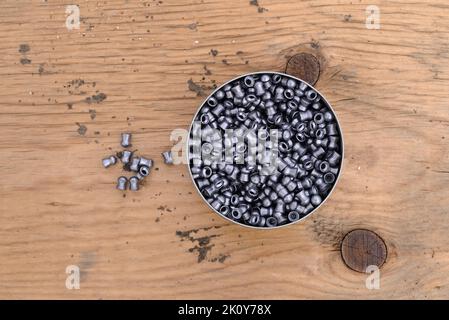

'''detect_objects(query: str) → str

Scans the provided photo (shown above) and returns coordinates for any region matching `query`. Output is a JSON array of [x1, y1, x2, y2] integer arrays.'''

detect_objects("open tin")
[[187, 72, 344, 229]]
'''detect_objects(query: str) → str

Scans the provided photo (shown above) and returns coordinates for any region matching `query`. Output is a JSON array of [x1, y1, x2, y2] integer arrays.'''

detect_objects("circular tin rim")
[[187, 71, 344, 230]]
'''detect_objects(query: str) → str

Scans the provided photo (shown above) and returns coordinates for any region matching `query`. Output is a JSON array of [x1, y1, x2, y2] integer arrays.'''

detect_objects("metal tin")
[[187, 71, 344, 229]]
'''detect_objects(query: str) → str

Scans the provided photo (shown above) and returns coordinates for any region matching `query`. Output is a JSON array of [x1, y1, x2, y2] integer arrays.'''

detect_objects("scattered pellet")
[[102, 155, 117, 168], [139, 165, 151, 177], [121, 132, 132, 148], [130, 157, 140, 172], [121, 150, 132, 164], [162, 151, 174, 164], [139, 157, 153, 168], [129, 176, 139, 191], [117, 176, 128, 190]]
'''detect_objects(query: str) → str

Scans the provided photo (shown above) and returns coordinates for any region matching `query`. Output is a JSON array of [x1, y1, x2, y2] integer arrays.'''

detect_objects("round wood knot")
[[340, 229, 387, 273], [285, 53, 320, 86]]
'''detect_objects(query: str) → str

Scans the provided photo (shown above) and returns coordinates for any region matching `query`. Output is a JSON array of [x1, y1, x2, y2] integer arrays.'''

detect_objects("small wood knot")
[[285, 53, 320, 86], [340, 229, 387, 273]]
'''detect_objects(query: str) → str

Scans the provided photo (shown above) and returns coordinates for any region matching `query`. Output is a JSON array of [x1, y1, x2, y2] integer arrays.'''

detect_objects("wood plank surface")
[[1, 0, 449, 299]]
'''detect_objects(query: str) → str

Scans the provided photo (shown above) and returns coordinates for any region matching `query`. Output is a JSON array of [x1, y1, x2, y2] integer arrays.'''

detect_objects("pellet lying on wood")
[[121, 132, 132, 148], [121, 150, 132, 164], [129, 176, 139, 191], [139, 157, 153, 168], [117, 176, 128, 190], [102, 155, 117, 168], [188, 72, 343, 228], [162, 151, 174, 165], [130, 157, 140, 172], [139, 165, 150, 177]]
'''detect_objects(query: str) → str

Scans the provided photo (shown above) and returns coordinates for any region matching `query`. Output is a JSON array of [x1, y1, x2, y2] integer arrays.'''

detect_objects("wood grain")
[[1, 0, 449, 299]]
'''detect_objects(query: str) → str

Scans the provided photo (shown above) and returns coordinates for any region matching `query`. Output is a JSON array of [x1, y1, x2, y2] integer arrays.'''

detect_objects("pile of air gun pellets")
[[188, 72, 343, 228]]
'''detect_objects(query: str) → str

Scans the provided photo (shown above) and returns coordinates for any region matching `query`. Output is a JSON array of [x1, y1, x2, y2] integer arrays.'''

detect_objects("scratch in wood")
[[46, 202, 77, 207], [327, 68, 343, 80], [431, 170, 449, 174], [335, 97, 356, 103]]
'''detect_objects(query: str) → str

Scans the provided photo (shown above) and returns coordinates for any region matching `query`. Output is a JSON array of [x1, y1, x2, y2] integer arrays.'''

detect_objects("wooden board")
[[1, 0, 449, 299]]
